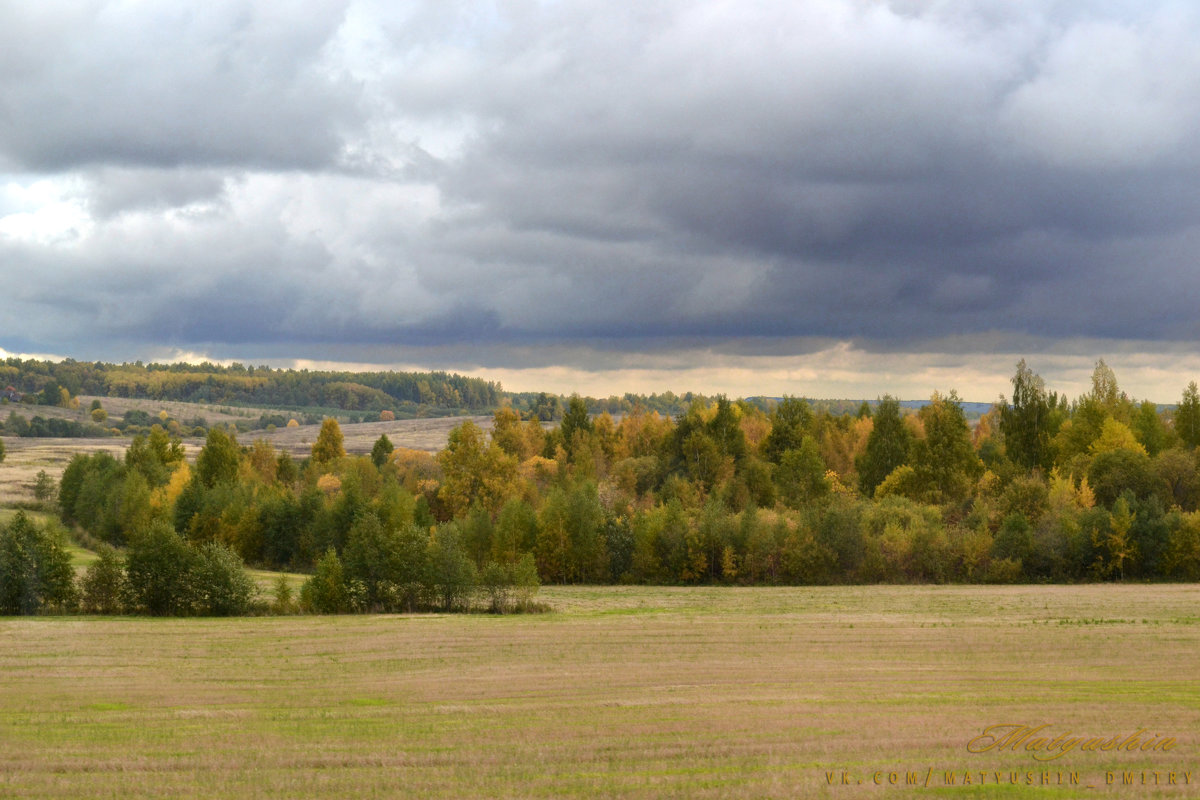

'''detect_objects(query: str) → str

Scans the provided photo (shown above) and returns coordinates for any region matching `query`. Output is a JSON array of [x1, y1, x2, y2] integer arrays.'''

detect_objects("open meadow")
[[0, 412, 490, 504], [2, 584, 1199, 799]]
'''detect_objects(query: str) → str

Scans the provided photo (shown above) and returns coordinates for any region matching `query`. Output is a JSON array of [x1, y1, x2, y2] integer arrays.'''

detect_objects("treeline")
[[1, 358, 501, 415], [43, 359, 1200, 604], [49, 421, 543, 616], [0, 510, 540, 617], [5, 356, 817, 423]]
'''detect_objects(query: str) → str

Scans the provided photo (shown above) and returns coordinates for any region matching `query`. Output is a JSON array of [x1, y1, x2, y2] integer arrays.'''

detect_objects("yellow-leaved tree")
[[437, 420, 519, 518], [311, 418, 346, 465]]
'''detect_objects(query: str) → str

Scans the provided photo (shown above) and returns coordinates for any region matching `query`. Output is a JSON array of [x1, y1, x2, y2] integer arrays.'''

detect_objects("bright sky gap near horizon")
[[3, 1, 1200, 403]]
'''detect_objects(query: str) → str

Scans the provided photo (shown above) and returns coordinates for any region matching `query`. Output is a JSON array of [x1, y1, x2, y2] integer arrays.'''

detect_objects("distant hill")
[[749, 397, 995, 419], [897, 399, 994, 418]]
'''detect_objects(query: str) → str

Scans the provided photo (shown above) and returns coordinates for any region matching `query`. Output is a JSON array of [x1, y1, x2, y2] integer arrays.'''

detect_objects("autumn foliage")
[[43, 360, 1200, 619]]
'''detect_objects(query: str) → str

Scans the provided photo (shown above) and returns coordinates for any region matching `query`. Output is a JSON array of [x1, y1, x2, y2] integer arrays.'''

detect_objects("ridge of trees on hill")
[[1, 358, 501, 417], [3, 357, 908, 430]]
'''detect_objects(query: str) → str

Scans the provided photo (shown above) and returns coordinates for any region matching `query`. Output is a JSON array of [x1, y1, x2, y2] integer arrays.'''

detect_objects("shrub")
[[300, 549, 349, 613], [271, 573, 297, 614], [192, 542, 257, 616], [426, 525, 477, 611], [80, 544, 128, 614], [32, 470, 55, 502]]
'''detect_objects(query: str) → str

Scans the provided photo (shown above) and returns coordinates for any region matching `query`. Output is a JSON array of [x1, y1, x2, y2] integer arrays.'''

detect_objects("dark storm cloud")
[[3, 0, 1200, 387], [0, 1, 359, 171]]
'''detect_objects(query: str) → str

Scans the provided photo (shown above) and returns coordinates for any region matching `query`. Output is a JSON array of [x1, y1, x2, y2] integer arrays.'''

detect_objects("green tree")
[[196, 427, 241, 488], [1087, 448, 1157, 507], [493, 498, 538, 564], [999, 360, 1055, 472], [426, 525, 477, 610], [559, 395, 593, 448], [1087, 359, 1129, 419], [370, 434, 394, 468], [763, 396, 813, 463], [125, 521, 198, 615], [80, 544, 127, 614], [125, 427, 184, 487], [300, 549, 350, 613], [914, 390, 982, 503], [1131, 400, 1170, 457], [776, 437, 829, 509], [707, 395, 746, 463], [342, 513, 404, 611], [192, 542, 256, 616], [0, 512, 77, 614], [857, 396, 912, 496], [32, 470, 54, 502], [311, 418, 346, 465], [1176, 382, 1200, 449], [680, 429, 723, 491], [1155, 448, 1200, 510]]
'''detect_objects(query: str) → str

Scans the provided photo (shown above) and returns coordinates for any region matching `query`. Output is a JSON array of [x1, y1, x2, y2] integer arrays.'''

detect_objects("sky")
[[3, 0, 1200, 403]]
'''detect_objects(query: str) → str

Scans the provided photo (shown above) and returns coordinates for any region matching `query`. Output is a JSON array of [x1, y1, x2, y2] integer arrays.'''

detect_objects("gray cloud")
[[2, 0, 1200, 398]]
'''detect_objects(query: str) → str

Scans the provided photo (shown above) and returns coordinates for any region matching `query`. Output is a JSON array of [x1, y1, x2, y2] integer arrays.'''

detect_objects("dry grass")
[[2, 584, 1199, 798], [256, 414, 495, 457], [0, 437, 131, 505], [0, 415, 488, 504]]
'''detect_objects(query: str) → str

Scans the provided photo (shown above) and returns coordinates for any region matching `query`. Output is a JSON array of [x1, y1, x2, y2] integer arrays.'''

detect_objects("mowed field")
[[2, 585, 1199, 799]]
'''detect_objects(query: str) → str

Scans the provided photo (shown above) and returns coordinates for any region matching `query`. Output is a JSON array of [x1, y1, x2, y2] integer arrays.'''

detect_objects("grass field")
[[0, 413, 488, 505], [2, 585, 1198, 799]]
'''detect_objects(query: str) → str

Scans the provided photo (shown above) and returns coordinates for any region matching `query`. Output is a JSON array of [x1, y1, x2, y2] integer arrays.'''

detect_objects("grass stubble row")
[[1, 584, 1198, 798]]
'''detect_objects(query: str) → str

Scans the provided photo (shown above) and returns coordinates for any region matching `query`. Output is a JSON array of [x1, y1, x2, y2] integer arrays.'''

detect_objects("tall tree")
[[1089, 359, 1122, 410], [370, 434, 394, 468], [196, 428, 241, 488], [856, 396, 912, 496], [0, 512, 77, 614], [311, 418, 346, 465], [707, 396, 746, 463], [763, 396, 813, 463], [559, 395, 593, 457], [1000, 360, 1053, 472], [437, 420, 519, 517], [914, 391, 983, 503], [1176, 382, 1200, 449]]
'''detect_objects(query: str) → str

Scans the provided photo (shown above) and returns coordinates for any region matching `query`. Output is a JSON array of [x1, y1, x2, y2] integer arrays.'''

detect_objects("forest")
[[6, 357, 1196, 619], [0, 358, 502, 416], [0, 357, 722, 421]]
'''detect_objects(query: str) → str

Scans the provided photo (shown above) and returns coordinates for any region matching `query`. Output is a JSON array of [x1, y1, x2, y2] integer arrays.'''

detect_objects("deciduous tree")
[[857, 396, 912, 496], [1000, 360, 1054, 472], [312, 418, 346, 465]]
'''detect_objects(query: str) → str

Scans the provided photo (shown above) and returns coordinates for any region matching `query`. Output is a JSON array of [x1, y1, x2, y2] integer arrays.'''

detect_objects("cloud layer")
[[3, 1, 1199, 399]]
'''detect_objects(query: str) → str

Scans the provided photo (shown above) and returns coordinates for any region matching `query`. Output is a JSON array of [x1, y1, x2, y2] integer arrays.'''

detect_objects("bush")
[[32, 470, 55, 502], [80, 544, 128, 614], [300, 549, 350, 613], [480, 553, 542, 613], [271, 573, 297, 614], [426, 525, 477, 611], [192, 542, 257, 616]]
